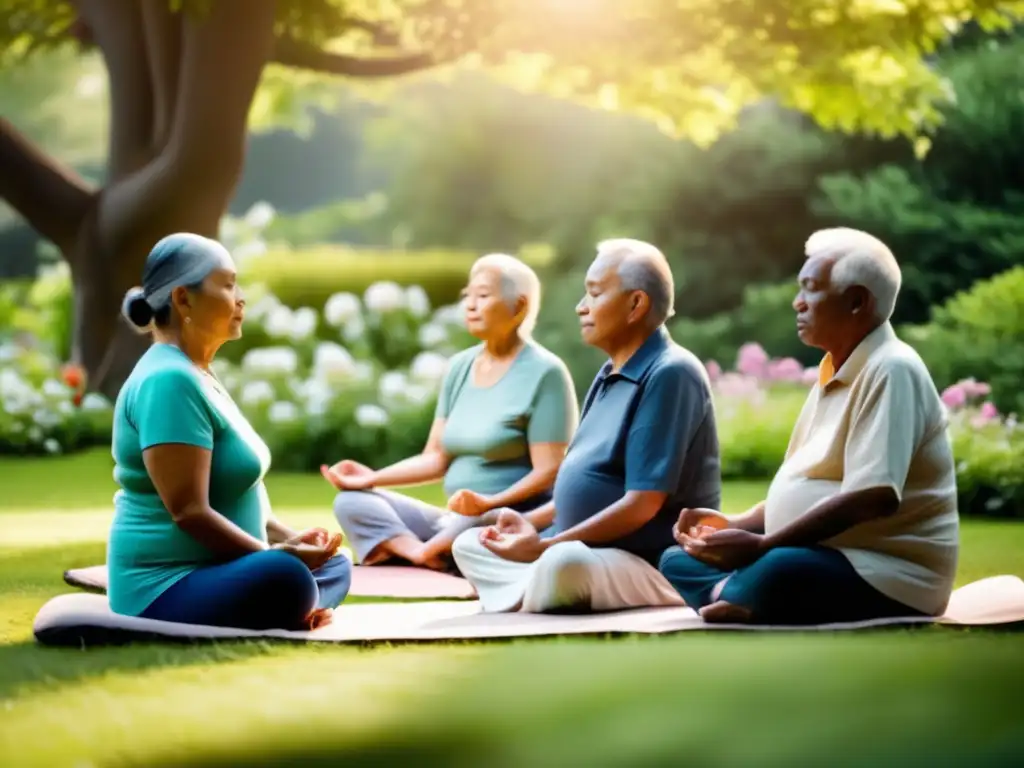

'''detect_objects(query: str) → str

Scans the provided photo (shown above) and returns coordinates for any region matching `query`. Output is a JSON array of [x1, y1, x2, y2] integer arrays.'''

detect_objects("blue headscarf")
[[121, 233, 230, 329]]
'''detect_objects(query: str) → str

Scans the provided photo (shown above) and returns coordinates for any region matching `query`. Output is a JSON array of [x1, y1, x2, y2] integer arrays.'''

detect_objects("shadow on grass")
[[0, 638, 284, 702]]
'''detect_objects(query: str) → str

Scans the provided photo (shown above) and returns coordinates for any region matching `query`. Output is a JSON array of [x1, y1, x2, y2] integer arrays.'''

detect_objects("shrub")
[[710, 342, 1024, 518], [245, 243, 554, 312], [903, 266, 1024, 417]]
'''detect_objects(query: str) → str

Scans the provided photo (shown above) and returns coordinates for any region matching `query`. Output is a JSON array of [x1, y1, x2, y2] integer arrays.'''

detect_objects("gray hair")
[[121, 233, 230, 332], [596, 238, 675, 326], [805, 228, 902, 323], [469, 253, 542, 338]]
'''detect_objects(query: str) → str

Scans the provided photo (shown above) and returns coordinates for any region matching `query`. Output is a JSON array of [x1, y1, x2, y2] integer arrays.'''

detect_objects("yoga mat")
[[63, 564, 477, 600], [34, 575, 1024, 647]]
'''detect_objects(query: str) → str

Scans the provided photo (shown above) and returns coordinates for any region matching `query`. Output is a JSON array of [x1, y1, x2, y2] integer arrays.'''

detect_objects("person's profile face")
[[575, 254, 632, 349], [187, 250, 245, 342]]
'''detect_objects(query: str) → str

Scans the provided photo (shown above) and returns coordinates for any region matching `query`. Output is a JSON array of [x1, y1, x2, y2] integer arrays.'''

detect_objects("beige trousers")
[[451, 530, 686, 613]]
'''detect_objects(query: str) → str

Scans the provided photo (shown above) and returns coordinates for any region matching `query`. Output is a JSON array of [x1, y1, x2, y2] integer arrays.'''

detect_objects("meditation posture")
[[327, 254, 578, 571], [109, 233, 351, 631], [659, 228, 960, 625], [451, 239, 721, 613]]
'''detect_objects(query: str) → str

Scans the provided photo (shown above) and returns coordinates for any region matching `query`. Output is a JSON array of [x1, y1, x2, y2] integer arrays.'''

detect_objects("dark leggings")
[[658, 545, 923, 625], [140, 550, 353, 630]]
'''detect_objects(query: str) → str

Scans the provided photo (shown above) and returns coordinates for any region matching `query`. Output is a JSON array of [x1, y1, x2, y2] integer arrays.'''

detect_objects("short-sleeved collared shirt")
[[764, 323, 960, 615], [549, 327, 722, 563]]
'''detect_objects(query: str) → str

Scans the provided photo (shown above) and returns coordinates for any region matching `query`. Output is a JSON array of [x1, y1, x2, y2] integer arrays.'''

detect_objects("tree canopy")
[[3, 0, 1024, 146]]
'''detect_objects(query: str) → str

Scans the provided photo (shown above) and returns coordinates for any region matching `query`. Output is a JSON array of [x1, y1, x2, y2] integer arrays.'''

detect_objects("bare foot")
[[699, 600, 754, 624]]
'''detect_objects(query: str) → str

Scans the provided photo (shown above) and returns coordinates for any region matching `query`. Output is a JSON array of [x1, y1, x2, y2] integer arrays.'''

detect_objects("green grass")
[[1, 449, 1023, 767]]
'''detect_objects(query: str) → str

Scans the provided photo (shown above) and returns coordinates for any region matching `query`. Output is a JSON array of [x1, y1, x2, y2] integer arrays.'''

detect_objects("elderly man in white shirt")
[[658, 227, 960, 625]]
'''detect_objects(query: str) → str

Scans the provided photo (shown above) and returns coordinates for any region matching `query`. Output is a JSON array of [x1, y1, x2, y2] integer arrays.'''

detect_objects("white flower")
[[79, 397, 110, 415], [268, 401, 300, 423], [378, 371, 409, 402], [244, 201, 276, 230], [27, 426, 42, 442], [246, 293, 282, 323], [263, 305, 295, 338], [241, 380, 275, 406], [242, 347, 299, 376], [296, 377, 333, 416], [403, 382, 433, 405], [234, 239, 268, 262], [34, 409, 60, 428], [42, 379, 69, 398], [0, 344, 18, 363], [57, 400, 73, 415], [324, 292, 362, 327], [290, 307, 318, 341], [355, 403, 389, 428], [405, 285, 431, 317], [313, 342, 356, 381], [417, 322, 449, 349], [43, 438, 61, 454], [364, 281, 406, 314], [342, 316, 366, 343], [410, 351, 449, 385], [352, 361, 375, 382], [433, 303, 464, 325]]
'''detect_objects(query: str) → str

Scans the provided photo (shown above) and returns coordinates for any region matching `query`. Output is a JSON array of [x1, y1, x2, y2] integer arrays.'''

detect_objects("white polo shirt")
[[763, 322, 960, 615]]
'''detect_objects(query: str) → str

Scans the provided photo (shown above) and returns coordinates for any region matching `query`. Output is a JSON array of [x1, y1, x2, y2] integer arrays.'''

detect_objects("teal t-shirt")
[[107, 343, 272, 616], [437, 341, 579, 500]]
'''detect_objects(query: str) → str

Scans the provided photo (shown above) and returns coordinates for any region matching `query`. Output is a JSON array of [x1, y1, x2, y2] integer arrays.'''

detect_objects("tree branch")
[[0, 118, 95, 254], [270, 36, 449, 78], [75, 0, 156, 181]]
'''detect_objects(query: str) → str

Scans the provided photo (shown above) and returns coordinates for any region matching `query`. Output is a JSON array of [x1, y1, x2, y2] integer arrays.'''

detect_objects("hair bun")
[[121, 287, 154, 330]]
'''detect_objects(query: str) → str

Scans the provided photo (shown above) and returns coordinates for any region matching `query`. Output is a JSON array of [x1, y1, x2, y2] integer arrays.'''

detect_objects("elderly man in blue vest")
[[451, 239, 721, 613]]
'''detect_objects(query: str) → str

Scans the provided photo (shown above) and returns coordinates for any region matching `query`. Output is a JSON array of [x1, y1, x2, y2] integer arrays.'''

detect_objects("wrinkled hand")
[[274, 532, 344, 571], [307, 607, 334, 631], [447, 489, 493, 517], [680, 528, 765, 570], [287, 527, 331, 547], [320, 459, 376, 491], [673, 507, 730, 547], [479, 509, 545, 563], [478, 509, 533, 543]]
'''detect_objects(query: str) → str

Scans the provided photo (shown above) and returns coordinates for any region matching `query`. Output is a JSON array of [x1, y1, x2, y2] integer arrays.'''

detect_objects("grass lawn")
[[1, 449, 1023, 767]]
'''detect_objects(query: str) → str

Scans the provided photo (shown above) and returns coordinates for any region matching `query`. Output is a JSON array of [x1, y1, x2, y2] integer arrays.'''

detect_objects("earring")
[[184, 317, 192, 324]]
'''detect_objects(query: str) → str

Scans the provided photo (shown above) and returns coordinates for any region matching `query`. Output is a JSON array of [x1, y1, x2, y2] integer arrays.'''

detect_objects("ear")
[[628, 291, 651, 324], [170, 285, 194, 312], [513, 295, 528, 324], [846, 286, 871, 315]]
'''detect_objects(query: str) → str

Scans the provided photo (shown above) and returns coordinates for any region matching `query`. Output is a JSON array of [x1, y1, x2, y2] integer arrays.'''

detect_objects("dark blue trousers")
[[140, 550, 352, 630], [658, 545, 923, 625]]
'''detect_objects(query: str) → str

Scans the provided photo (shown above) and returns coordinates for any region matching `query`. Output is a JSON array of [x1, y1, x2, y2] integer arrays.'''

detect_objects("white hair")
[[596, 238, 675, 325], [805, 227, 902, 323], [469, 253, 542, 338]]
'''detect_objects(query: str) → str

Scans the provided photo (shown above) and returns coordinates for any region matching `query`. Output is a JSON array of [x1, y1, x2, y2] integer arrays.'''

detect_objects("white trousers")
[[451, 530, 686, 613]]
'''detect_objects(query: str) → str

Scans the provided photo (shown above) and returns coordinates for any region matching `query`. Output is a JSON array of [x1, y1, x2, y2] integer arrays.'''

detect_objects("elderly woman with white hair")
[[659, 227, 960, 626], [324, 253, 579, 571]]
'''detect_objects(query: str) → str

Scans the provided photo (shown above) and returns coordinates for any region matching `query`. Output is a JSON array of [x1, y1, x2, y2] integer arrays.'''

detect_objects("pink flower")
[[941, 385, 967, 410], [714, 372, 761, 401], [971, 402, 1000, 429], [956, 378, 991, 399], [705, 360, 722, 382], [766, 357, 804, 383], [736, 342, 768, 378], [801, 367, 820, 386]]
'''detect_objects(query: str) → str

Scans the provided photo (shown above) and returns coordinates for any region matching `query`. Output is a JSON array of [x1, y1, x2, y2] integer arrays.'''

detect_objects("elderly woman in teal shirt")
[[324, 254, 579, 571], [109, 233, 352, 631]]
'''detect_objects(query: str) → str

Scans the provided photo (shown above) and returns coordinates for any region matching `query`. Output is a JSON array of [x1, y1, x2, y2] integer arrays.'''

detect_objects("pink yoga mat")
[[63, 563, 477, 600]]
